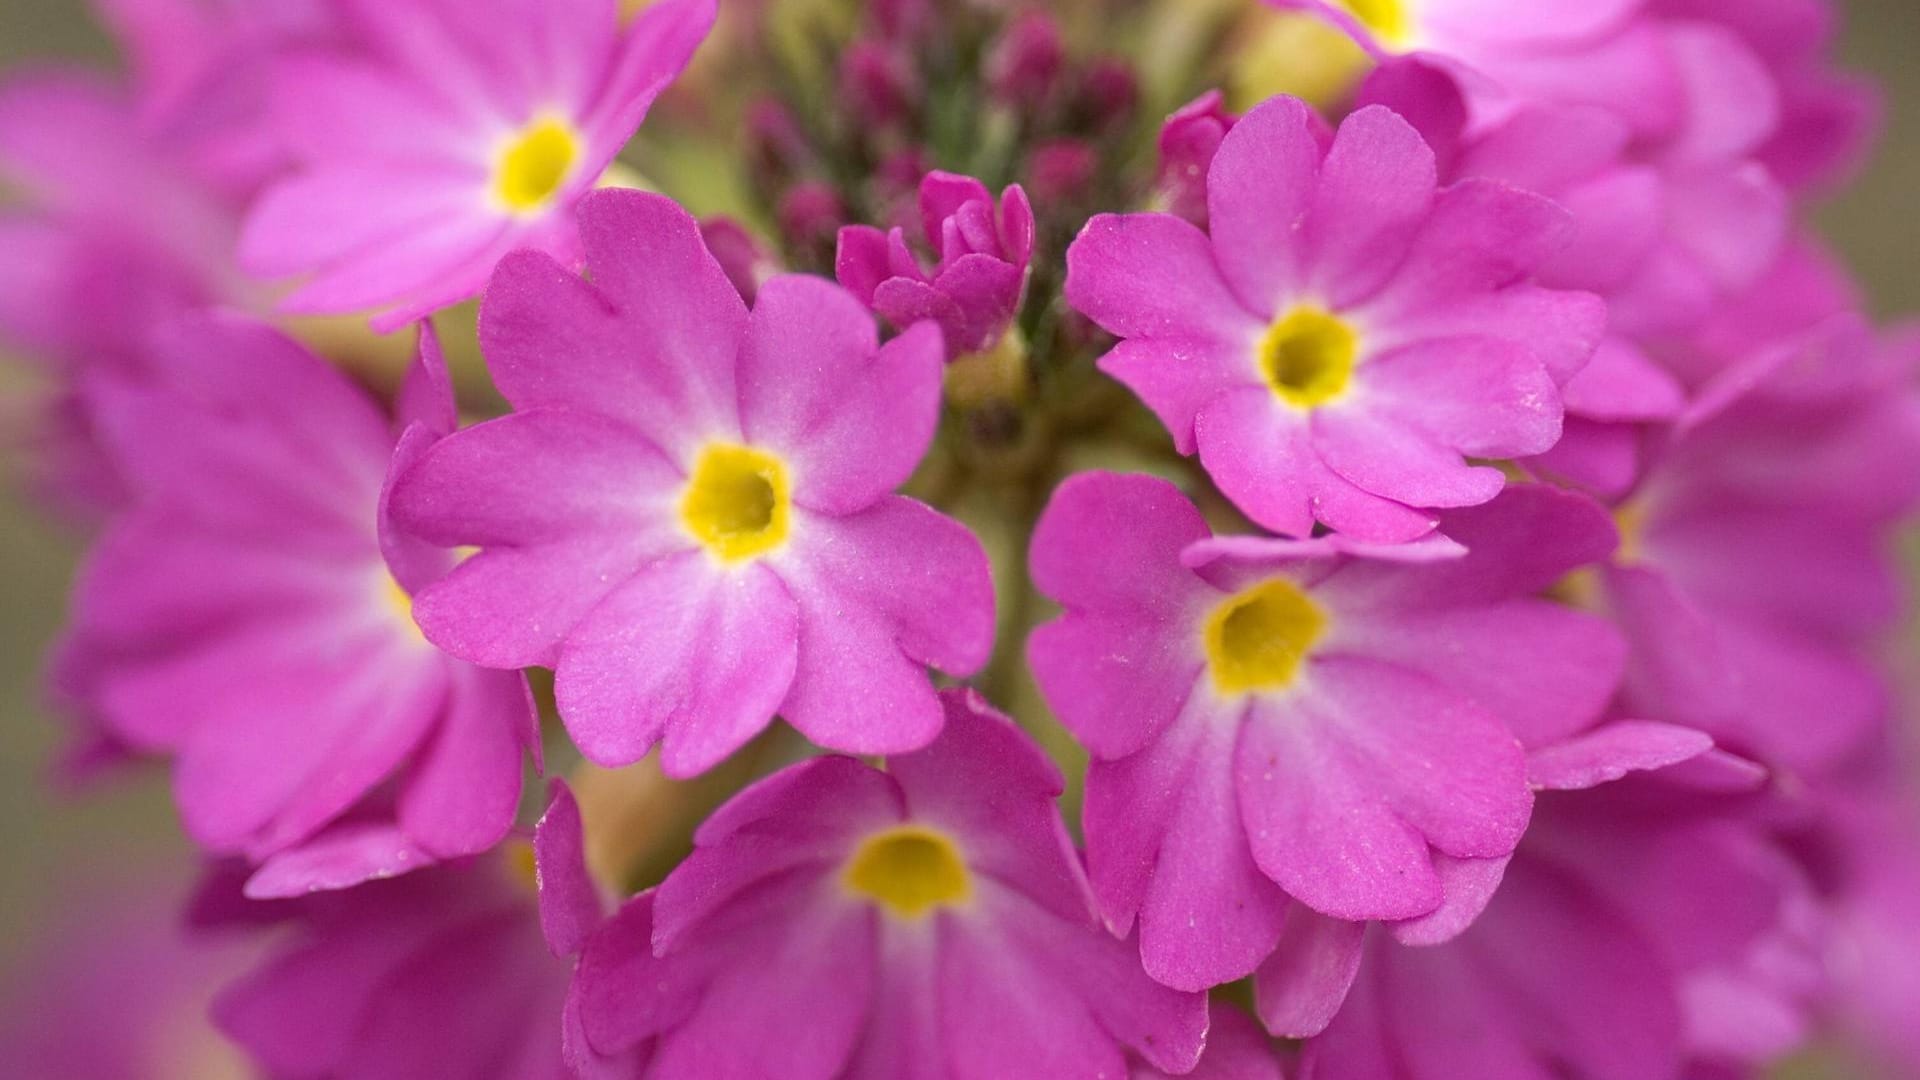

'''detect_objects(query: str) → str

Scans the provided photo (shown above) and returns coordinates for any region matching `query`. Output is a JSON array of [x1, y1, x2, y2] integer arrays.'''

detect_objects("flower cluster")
[[1, 0, 1916, 1077]]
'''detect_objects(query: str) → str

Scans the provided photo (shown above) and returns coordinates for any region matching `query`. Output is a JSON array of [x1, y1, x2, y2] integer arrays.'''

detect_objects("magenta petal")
[[175, 648, 445, 854], [1185, 1006, 1286, 1080], [410, 539, 663, 671], [1205, 95, 1323, 313], [1098, 335, 1259, 456], [1361, 336, 1565, 458], [1239, 657, 1531, 921], [1311, 403, 1509, 510], [1087, 696, 1289, 990], [1065, 213, 1262, 343], [1252, 906, 1365, 1038], [576, 894, 701, 1055], [1029, 614, 1205, 761], [1526, 721, 1716, 792], [776, 498, 991, 756], [390, 408, 683, 548], [483, 191, 749, 448], [1386, 853, 1512, 947], [397, 666, 532, 858], [1364, 179, 1575, 319], [1346, 600, 1625, 750], [1028, 471, 1214, 613], [1193, 387, 1321, 538], [243, 821, 434, 900], [834, 224, 894, 304], [949, 891, 1209, 1077], [555, 552, 799, 775], [740, 282, 943, 514], [579, 0, 716, 149], [535, 781, 603, 959], [650, 893, 873, 1079], [1306, 104, 1437, 307]]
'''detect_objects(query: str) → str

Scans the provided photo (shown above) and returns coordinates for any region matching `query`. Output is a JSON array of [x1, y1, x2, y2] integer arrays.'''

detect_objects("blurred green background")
[[0, 0, 1916, 1074]]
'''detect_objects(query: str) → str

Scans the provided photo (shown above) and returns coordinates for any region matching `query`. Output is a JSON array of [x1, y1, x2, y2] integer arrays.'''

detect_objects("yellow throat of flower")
[[843, 825, 974, 919], [1338, 0, 1416, 46], [495, 118, 582, 213], [681, 443, 793, 562], [1205, 577, 1328, 695], [1259, 305, 1359, 409]]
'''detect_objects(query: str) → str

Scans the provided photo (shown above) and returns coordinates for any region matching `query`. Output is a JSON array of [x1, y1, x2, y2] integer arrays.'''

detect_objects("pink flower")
[[0, 867, 258, 1079], [60, 315, 537, 896], [390, 189, 995, 777], [1294, 742, 1818, 1079], [836, 170, 1036, 358], [1649, 0, 1881, 197], [1601, 317, 1920, 777], [564, 691, 1210, 1078], [1065, 96, 1603, 541], [0, 70, 250, 521], [238, 0, 715, 330], [1027, 473, 1624, 988], [90, 0, 350, 198], [213, 844, 585, 1080]]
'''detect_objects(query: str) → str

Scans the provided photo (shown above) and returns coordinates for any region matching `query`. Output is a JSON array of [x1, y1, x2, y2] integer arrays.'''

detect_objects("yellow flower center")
[[1258, 305, 1359, 409], [680, 444, 792, 562], [1205, 577, 1328, 695], [1337, 0, 1415, 45], [843, 825, 973, 919], [382, 574, 428, 643], [494, 118, 581, 213]]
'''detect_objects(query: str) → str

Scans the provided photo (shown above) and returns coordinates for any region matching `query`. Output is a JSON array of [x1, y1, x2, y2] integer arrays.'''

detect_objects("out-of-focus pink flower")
[[391, 190, 994, 777], [839, 39, 918, 130], [0, 71, 250, 522], [1649, 0, 1882, 196], [60, 317, 537, 896], [0, 868, 258, 1080], [1600, 318, 1920, 778], [238, 0, 715, 330], [986, 11, 1066, 108], [1067, 95, 1603, 541], [1295, 749, 1819, 1079], [214, 843, 588, 1080], [90, 0, 348, 198], [837, 170, 1036, 358], [1028, 474, 1626, 988], [566, 692, 1210, 1078]]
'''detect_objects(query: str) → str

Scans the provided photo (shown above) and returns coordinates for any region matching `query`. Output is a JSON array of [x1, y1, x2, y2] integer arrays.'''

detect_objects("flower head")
[[238, 0, 715, 329], [565, 691, 1209, 1078], [1067, 95, 1604, 541], [1029, 473, 1624, 987], [60, 316, 536, 895], [392, 189, 995, 777]]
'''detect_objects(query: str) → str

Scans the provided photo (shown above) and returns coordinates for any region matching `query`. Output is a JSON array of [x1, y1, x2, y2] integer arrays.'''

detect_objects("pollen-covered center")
[[494, 119, 581, 212], [843, 825, 973, 919], [1259, 305, 1358, 409], [1205, 577, 1328, 694], [680, 444, 792, 562], [1337, 0, 1415, 45]]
